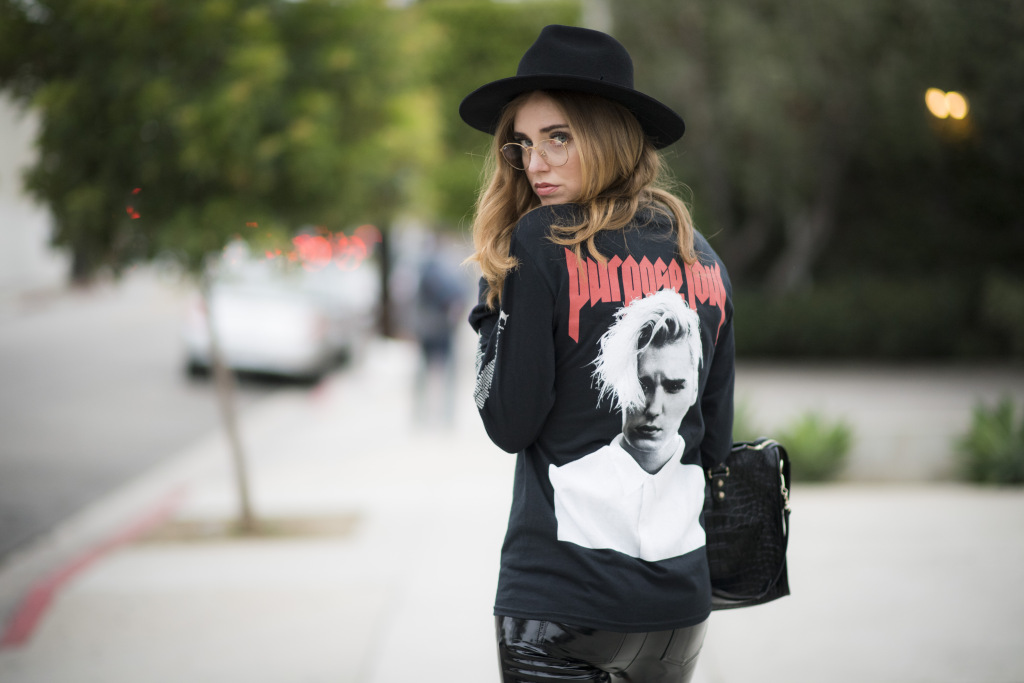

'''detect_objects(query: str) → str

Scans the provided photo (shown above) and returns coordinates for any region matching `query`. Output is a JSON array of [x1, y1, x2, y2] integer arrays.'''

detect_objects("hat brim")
[[459, 75, 685, 150]]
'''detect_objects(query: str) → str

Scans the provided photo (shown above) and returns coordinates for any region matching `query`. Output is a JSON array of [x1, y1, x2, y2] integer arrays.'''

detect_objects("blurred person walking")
[[413, 234, 468, 427], [461, 25, 735, 682]]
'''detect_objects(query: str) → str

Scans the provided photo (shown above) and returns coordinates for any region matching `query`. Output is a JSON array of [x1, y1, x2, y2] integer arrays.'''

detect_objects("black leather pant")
[[496, 616, 707, 683]]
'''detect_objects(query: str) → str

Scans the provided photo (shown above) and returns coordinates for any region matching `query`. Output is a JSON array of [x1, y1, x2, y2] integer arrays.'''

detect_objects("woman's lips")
[[534, 183, 558, 197]]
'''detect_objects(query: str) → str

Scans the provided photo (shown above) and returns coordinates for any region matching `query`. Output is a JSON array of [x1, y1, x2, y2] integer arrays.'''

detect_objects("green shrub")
[[732, 277, 1022, 360], [776, 412, 854, 481], [955, 397, 1024, 485]]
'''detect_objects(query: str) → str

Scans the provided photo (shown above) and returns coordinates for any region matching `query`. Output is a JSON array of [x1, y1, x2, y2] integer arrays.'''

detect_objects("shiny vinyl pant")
[[496, 616, 708, 683]]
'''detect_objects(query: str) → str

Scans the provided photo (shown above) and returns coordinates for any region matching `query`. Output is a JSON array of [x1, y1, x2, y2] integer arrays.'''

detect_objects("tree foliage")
[[0, 0, 415, 278], [613, 0, 1024, 295], [0, 0, 582, 275]]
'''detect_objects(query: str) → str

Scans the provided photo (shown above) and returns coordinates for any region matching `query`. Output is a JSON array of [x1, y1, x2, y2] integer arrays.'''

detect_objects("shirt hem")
[[492, 605, 711, 633]]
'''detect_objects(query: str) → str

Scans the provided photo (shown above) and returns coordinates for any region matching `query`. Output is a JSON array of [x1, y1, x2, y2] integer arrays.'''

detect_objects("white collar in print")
[[607, 433, 686, 491], [548, 434, 706, 562]]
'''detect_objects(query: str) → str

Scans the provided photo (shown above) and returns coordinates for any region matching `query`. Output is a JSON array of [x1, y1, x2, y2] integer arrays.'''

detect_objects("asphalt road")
[[0, 270, 284, 561]]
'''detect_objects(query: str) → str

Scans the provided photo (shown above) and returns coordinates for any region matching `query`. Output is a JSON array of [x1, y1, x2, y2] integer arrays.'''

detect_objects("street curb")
[[0, 487, 186, 648], [0, 437, 214, 642], [0, 386, 304, 645]]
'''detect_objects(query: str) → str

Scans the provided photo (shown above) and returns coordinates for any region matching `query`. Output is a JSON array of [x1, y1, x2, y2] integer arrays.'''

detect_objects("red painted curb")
[[0, 487, 187, 649]]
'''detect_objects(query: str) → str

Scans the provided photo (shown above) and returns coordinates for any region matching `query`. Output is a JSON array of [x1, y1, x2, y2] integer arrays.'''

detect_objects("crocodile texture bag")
[[704, 438, 791, 610]]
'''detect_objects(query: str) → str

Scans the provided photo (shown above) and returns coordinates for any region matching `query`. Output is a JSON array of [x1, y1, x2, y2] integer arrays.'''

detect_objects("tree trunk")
[[377, 225, 393, 338], [765, 166, 842, 294], [200, 273, 258, 534], [765, 208, 827, 293]]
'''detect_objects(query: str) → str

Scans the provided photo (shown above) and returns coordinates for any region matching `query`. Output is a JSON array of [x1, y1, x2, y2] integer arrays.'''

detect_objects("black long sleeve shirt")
[[469, 203, 735, 631]]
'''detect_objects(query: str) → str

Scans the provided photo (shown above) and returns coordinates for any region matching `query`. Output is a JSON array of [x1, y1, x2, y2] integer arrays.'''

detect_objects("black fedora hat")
[[459, 25, 685, 149]]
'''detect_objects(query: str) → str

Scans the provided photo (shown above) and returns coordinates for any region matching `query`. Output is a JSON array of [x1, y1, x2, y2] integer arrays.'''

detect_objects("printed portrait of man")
[[549, 289, 706, 562]]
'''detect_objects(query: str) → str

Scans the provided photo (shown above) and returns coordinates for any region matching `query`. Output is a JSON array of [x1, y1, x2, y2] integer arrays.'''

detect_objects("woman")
[[461, 25, 735, 683]]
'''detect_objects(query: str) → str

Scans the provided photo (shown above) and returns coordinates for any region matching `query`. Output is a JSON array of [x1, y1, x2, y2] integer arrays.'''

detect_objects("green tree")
[[613, 0, 902, 290], [1, 0, 410, 277], [0, 0, 416, 532], [613, 0, 1024, 294]]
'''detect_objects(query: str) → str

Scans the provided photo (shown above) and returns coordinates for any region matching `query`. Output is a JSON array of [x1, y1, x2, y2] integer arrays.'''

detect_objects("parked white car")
[[183, 240, 379, 380]]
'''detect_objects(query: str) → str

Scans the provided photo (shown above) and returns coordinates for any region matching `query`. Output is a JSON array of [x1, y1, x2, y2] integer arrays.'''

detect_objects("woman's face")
[[512, 92, 583, 206], [621, 339, 699, 470]]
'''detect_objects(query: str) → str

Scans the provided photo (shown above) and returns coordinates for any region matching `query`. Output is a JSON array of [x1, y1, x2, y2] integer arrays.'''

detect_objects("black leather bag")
[[704, 438, 791, 610]]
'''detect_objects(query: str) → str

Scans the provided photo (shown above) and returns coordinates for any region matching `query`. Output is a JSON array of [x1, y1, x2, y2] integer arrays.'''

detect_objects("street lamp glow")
[[926, 88, 950, 118], [946, 91, 969, 119], [925, 88, 970, 120]]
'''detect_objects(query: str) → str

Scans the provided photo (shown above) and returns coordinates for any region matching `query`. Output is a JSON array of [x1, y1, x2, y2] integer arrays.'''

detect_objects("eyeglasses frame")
[[499, 138, 571, 170]]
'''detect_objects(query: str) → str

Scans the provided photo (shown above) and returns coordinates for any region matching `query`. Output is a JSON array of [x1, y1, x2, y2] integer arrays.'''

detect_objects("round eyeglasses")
[[500, 138, 570, 170]]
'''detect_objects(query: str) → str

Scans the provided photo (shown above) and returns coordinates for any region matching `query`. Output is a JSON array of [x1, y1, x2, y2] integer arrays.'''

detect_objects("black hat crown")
[[517, 25, 633, 86], [459, 25, 684, 149]]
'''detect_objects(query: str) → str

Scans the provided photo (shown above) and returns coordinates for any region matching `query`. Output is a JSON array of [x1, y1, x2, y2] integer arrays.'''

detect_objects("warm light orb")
[[925, 88, 949, 118], [945, 91, 969, 120], [926, 88, 970, 120]]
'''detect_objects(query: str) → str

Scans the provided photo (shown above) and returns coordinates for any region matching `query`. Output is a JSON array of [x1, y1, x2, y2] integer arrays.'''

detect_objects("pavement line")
[[0, 486, 187, 649]]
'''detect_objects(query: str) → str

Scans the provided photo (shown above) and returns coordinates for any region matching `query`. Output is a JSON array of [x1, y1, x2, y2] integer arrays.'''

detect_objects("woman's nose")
[[527, 148, 550, 172]]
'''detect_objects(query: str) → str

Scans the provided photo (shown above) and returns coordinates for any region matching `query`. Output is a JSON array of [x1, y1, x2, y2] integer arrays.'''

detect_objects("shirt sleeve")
[[699, 297, 735, 470], [469, 234, 557, 454]]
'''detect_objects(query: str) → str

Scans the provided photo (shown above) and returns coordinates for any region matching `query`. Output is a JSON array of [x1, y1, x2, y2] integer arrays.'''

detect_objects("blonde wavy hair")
[[468, 90, 697, 310]]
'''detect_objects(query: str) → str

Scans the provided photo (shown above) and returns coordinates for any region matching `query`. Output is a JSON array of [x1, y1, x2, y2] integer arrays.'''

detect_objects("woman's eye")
[[551, 132, 571, 144]]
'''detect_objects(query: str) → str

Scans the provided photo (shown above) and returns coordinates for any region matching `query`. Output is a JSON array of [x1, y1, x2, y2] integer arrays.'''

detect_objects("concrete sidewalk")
[[0, 337, 1022, 682]]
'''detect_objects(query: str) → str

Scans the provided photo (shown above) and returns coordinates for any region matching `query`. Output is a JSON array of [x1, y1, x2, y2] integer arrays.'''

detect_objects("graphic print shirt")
[[469, 203, 735, 632]]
